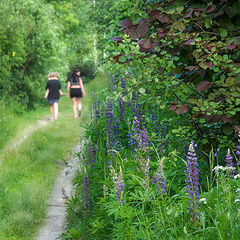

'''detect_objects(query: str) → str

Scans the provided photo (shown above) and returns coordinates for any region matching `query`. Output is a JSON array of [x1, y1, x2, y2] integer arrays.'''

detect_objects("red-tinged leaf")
[[119, 19, 133, 28], [175, 105, 189, 114], [153, 12, 170, 24], [185, 66, 195, 71], [213, 114, 223, 122], [214, 10, 224, 18], [111, 37, 123, 42], [204, 114, 213, 122], [184, 9, 193, 18], [157, 28, 167, 38], [194, 11, 200, 17], [226, 44, 237, 50], [206, 5, 215, 14], [169, 103, 178, 111], [137, 22, 149, 38], [123, 25, 139, 40], [197, 81, 213, 91], [138, 39, 152, 49], [222, 115, 232, 123], [195, 66, 199, 70], [184, 38, 195, 45]]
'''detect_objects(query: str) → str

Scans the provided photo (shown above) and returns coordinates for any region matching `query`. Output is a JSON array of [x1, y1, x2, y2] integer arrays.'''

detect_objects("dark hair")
[[71, 71, 79, 83]]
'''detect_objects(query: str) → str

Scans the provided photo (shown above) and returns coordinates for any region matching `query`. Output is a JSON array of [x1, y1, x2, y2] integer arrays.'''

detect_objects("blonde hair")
[[48, 72, 59, 80]]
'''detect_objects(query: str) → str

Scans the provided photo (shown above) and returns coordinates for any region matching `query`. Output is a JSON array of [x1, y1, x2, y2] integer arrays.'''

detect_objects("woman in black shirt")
[[44, 72, 64, 120], [67, 70, 85, 118]]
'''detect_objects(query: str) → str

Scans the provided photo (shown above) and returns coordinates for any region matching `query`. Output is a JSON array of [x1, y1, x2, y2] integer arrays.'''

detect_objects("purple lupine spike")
[[226, 149, 236, 178], [95, 99, 101, 119], [128, 116, 149, 151], [236, 132, 240, 172], [115, 167, 126, 205], [83, 169, 90, 214], [152, 161, 166, 195], [87, 143, 95, 165], [105, 99, 121, 151], [185, 142, 200, 225]]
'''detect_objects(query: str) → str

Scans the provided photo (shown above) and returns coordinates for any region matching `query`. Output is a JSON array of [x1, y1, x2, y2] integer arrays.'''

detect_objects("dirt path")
[[11, 118, 50, 149], [35, 144, 80, 240]]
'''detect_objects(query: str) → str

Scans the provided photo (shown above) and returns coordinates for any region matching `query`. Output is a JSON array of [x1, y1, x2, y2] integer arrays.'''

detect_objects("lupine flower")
[[236, 132, 240, 172], [226, 149, 236, 178], [87, 143, 95, 165], [115, 167, 126, 205], [152, 160, 166, 195], [95, 99, 101, 119], [128, 116, 149, 151], [185, 142, 200, 225], [83, 169, 90, 213], [105, 99, 120, 151]]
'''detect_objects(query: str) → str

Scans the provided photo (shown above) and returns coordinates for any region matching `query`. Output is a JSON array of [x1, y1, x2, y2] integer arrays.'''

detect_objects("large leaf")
[[119, 19, 133, 28], [123, 25, 139, 40], [172, 21, 186, 31], [149, 10, 170, 24], [138, 39, 152, 50], [197, 81, 213, 91], [137, 22, 149, 38], [175, 104, 189, 114]]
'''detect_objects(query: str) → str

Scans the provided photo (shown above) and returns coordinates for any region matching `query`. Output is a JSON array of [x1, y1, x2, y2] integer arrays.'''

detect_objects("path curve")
[[35, 144, 80, 240]]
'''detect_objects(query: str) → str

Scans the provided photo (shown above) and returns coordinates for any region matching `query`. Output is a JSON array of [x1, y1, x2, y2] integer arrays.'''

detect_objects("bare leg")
[[72, 98, 78, 118], [50, 104, 54, 120], [53, 102, 59, 120], [77, 98, 82, 116]]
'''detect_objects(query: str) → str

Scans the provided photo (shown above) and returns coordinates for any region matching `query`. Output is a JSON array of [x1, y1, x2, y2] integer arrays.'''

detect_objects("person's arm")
[[79, 77, 85, 96], [67, 80, 71, 98], [58, 81, 64, 96], [44, 89, 49, 99]]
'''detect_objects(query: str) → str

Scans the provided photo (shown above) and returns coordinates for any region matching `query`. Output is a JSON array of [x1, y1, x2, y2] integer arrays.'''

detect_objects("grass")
[[0, 71, 110, 240]]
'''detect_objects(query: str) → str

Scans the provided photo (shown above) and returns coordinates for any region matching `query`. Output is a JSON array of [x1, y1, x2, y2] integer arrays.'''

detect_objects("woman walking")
[[67, 70, 85, 118], [44, 72, 64, 121]]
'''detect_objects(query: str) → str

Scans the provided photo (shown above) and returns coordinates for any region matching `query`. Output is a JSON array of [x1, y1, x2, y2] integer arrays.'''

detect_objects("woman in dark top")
[[67, 70, 85, 118], [44, 72, 64, 120]]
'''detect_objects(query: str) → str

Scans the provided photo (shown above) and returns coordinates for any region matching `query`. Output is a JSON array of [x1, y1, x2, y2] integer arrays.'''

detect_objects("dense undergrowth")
[[62, 76, 240, 240]]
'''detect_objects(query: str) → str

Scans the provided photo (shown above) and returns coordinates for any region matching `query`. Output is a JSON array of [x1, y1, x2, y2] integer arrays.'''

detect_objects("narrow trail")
[[10, 118, 50, 150], [3, 114, 82, 239], [35, 144, 80, 240]]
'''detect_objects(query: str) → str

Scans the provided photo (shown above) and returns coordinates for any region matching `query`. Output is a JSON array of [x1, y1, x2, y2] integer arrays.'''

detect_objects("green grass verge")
[[0, 71, 110, 240]]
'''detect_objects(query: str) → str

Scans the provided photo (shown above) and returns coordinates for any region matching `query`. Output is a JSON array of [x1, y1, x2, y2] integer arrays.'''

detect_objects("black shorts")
[[70, 88, 82, 98]]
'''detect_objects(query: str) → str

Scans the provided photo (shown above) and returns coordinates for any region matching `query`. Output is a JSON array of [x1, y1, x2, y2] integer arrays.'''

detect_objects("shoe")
[[79, 110, 82, 117]]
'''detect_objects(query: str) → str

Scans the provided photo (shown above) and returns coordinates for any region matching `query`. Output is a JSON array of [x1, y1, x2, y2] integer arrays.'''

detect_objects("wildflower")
[[152, 160, 166, 195], [236, 132, 240, 172], [105, 99, 120, 151], [226, 149, 236, 178], [128, 116, 149, 151], [87, 143, 95, 165], [234, 174, 240, 180], [115, 167, 126, 205], [213, 165, 236, 173], [83, 169, 90, 213], [185, 142, 200, 224], [199, 198, 207, 204]]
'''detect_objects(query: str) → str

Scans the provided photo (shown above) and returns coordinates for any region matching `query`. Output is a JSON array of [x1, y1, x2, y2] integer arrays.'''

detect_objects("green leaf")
[[139, 87, 145, 94], [118, 56, 126, 62], [219, 28, 228, 38]]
